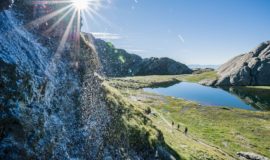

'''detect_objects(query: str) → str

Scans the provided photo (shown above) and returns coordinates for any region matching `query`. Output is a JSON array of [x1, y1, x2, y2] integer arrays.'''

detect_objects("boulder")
[[215, 41, 270, 86], [237, 152, 269, 160]]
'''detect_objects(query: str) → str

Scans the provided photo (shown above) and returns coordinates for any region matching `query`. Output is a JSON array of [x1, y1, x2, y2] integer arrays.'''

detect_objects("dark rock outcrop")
[[0, 0, 13, 11], [137, 57, 192, 75], [214, 41, 270, 86], [237, 152, 269, 160], [83, 33, 192, 77]]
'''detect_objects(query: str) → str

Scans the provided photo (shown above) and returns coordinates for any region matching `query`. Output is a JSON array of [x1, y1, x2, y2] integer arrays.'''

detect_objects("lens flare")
[[72, 0, 88, 10], [26, 0, 109, 58]]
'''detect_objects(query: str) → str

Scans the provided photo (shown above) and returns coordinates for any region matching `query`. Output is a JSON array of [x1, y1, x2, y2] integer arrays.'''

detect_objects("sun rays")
[[71, 0, 88, 10], [27, 0, 105, 57]]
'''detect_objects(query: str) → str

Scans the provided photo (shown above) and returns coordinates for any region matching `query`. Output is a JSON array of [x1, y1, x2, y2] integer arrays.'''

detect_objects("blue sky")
[[82, 0, 270, 65]]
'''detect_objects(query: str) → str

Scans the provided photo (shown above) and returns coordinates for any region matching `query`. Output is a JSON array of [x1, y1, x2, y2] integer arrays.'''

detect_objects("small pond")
[[144, 82, 270, 111]]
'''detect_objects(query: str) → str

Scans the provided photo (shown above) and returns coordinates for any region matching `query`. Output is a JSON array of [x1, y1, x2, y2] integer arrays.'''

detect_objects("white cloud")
[[178, 34, 185, 43], [91, 32, 122, 40], [127, 49, 147, 53]]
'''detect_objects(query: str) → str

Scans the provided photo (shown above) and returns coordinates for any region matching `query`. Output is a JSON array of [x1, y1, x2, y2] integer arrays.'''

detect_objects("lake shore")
[[105, 72, 270, 159]]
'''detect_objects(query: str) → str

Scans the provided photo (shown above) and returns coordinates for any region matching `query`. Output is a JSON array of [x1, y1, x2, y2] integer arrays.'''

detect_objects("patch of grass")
[[163, 97, 270, 156], [132, 90, 270, 159], [182, 71, 218, 83], [107, 75, 270, 159], [102, 82, 182, 159], [245, 86, 270, 90], [109, 71, 217, 89]]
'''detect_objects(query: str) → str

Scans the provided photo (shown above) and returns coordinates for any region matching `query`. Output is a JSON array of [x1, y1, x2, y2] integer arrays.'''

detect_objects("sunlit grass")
[[106, 73, 270, 158]]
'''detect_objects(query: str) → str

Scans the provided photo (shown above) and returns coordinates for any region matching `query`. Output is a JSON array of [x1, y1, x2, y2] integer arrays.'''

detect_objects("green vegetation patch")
[[182, 71, 218, 83], [105, 72, 270, 159], [102, 82, 181, 159], [154, 96, 270, 158], [109, 71, 217, 89]]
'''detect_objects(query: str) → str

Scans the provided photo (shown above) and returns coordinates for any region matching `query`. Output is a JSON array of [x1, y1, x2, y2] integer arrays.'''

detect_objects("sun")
[[72, 0, 88, 10]]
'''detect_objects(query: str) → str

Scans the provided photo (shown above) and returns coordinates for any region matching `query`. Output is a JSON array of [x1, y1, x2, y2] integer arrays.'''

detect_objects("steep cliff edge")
[[212, 41, 270, 86], [0, 8, 111, 159], [0, 2, 178, 159]]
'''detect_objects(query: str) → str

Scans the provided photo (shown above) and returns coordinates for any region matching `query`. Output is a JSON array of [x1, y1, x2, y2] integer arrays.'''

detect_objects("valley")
[[1, 1, 270, 159], [106, 72, 270, 159]]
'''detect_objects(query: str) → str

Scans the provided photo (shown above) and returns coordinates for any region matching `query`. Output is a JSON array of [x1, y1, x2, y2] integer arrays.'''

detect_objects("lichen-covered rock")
[[215, 41, 270, 86], [1, 3, 179, 159]]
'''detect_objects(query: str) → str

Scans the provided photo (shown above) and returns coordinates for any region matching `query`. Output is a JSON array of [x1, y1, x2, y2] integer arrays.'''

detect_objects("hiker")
[[155, 150, 159, 159], [184, 127, 188, 135], [172, 121, 174, 127], [177, 124, 180, 130]]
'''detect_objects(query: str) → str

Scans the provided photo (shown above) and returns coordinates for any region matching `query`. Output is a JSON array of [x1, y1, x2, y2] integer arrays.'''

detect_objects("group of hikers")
[[172, 121, 188, 135]]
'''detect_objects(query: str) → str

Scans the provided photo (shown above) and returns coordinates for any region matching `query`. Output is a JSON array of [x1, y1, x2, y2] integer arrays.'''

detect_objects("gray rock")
[[0, 3, 181, 159], [237, 152, 269, 160], [215, 41, 270, 86]]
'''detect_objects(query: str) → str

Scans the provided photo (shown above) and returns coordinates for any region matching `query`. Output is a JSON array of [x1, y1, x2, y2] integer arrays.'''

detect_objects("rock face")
[[84, 33, 192, 77], [215, 41, 270, 86], [0, 7, 112, 159], [0, 2, 179, 159]]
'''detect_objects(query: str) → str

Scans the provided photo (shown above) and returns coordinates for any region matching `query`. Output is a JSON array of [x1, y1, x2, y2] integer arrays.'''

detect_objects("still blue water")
[[144, 82, 256, 110]]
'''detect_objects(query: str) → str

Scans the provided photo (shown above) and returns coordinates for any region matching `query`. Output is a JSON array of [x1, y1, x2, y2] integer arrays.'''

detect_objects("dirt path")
[[152, 108, 236, 159]]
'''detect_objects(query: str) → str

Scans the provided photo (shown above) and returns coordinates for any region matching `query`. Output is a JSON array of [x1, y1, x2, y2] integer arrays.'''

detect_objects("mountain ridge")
[[82, 32, 193, 77]]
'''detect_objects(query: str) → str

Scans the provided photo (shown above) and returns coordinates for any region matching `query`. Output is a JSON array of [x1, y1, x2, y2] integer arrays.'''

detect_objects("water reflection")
[[144, 82, 270, 111], [221, 87, 270, 111]]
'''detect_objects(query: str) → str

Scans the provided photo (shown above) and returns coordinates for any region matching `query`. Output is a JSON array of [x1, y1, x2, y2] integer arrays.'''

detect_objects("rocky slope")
[[84, 33, 192, 77], [212, 41, 270, 86], [0, 1, 178, 159]]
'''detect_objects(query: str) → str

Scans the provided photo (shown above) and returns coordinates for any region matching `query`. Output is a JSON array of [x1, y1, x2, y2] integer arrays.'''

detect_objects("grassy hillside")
[[101, 81, 182, 159]]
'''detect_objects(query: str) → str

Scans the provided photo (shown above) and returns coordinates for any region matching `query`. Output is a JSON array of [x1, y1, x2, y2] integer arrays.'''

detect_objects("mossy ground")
[[106, 72, 270, 159]]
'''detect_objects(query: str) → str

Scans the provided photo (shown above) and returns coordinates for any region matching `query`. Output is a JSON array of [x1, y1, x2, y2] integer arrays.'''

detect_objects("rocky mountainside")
[[212, 41, 270, 86], [84, 33, 192, 77], [0, 1, 178, 159]]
